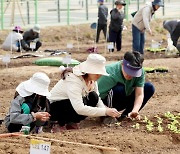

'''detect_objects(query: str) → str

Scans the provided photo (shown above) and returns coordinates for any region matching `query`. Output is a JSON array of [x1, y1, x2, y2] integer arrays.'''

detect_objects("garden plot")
[[0, 20, 179, 153]]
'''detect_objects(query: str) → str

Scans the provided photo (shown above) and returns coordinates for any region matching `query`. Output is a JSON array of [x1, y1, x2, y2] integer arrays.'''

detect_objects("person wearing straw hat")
[[4, 72, 51, 133], [132, 0, 164, 54], [108, 0, 126, 52], [48, 54, 120, 132], [2, 26, 25, 52], [96, 0, 108, 43], [22, 24, 42, 51], [98, 51, 155, 122]]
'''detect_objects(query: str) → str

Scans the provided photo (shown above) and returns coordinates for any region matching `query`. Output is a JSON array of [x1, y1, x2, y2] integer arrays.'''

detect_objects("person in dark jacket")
[[109, 0, 126, 52], [22, 24, 42, 51], [163, 20, 180, 52], [96, 0, 108, 43], [4, 72, 51, 133]]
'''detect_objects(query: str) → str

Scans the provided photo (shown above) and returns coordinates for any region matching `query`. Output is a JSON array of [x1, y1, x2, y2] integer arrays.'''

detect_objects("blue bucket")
[[90, 22, 97, 29]]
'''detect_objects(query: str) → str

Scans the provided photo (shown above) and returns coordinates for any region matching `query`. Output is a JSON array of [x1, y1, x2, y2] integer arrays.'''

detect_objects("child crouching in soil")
[[4, 72, 51, 133]]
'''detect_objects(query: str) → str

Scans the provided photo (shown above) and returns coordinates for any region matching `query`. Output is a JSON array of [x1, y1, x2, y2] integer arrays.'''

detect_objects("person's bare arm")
[[128, 87, 144, 120]]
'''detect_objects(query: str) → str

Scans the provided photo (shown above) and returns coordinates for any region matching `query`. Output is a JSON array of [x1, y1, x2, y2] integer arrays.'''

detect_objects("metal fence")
[[0, 0, 180, 30]]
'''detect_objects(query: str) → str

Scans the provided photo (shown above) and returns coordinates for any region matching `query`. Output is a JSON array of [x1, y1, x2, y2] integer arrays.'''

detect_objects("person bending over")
[[132, 0, 164, 54], [2, 26, 28, 52], [48, 54, 120, 132], [98, 51, 155, 121], [4, 72, 51, 133], [22, 24, 42, 51], [163, 20, 180, 52]]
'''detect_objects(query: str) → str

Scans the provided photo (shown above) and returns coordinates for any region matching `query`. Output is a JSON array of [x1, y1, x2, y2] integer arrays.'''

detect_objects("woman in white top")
[[48, 54, 120, 132], [2, 26, 23, 52]]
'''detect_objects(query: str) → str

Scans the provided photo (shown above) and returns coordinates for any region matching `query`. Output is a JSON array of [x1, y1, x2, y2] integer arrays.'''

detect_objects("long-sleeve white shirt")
[[2, 31, 23, 51], [48, 73, 106, 117]]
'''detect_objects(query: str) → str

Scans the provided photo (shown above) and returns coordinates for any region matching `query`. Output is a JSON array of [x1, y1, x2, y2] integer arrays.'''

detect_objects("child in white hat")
[[4, 72, 51, 133], [48, 54, 120, 133]]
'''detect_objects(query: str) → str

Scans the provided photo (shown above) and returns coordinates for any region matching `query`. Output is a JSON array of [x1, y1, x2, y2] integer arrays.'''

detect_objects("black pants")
[[7, 95, 49, 133], [96, 24, 107, 43], [102, 82, 155, 116], [23, 40, 42, 51], [50, 91, 99, 126], [8, 122, 35, 133], [8, 120, 46, 133], [109, 29, 122, 51]]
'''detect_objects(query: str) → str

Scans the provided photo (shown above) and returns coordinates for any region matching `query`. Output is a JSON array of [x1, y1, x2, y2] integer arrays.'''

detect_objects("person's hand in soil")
[[105, 108, 120, 118], [32, 112, 51, 122], [128, 112, 141, 120]]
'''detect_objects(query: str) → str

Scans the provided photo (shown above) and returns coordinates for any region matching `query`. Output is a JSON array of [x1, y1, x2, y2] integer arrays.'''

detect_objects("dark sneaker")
[[31, 126, 44, 134], [0, 119, 3, 125], [50, 124, 66, 133], [102, 117, 118, 125], [35, 126, 43, 134], [66, 122, 80, 130], [116, 114, 127, 122]]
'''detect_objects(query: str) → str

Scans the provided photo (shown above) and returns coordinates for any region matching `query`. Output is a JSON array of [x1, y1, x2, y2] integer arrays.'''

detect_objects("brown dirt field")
[[0, 19, 179, 154]]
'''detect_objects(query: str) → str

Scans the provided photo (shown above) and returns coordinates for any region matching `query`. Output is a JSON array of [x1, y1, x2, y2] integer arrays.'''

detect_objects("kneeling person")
[[98, 51, 155, 121], [4, 72, 51, 133], [2, 26, 24, 52], [48, 54, 120, 132], [22, 24, 42, 51]]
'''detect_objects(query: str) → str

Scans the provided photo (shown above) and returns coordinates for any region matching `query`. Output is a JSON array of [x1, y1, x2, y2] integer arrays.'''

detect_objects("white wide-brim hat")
[[73, 53, 109, 76], [16, 72, 51, 97]]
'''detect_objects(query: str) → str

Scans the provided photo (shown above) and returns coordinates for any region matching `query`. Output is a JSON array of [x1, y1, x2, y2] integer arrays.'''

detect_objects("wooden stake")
[[16, 0, 25, 26], [0, 132, 22, 138], [0, 133, 117, 151], [10, 0, 15, 26], [4, 0, 11, 14], [104, 23, 109, 55]]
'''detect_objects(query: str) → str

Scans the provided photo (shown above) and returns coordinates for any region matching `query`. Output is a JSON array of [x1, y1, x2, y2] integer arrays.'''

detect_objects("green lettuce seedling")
[[155, 115, 163, 132], [143, 116, 154, 132], [157, 125, 163, 132], [167, 120, 180, 134], [143, 116, 149, 123], [115, 122, 121, 126], [132, 123, 140, 130], [164, 111, 176, 120], [146, 121, 154, 131], [165, 112, 180, 134]]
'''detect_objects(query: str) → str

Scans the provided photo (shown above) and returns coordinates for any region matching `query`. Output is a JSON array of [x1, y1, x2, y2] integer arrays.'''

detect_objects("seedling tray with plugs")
[[146, 47, 166, 53], [144, 67, 168, 73]]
